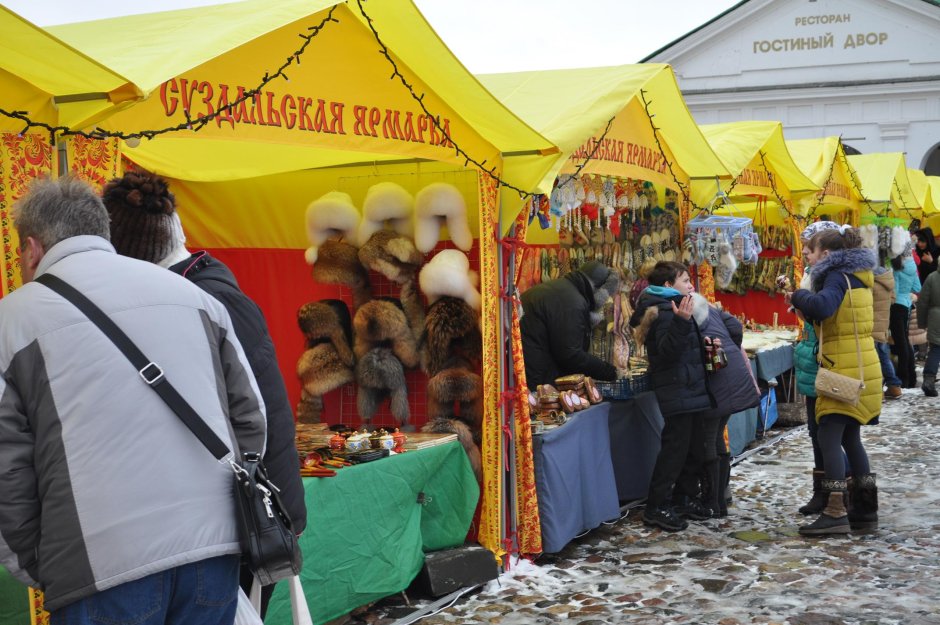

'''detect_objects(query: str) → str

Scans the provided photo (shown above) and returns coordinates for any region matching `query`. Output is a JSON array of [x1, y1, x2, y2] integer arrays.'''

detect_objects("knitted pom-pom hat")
[[102, 171, 186, 265]]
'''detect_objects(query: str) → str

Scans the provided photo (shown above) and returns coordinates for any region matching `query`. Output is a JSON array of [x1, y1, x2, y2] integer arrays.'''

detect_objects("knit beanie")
[[102, 171, 187, 265], [799, 220, 840, 242]]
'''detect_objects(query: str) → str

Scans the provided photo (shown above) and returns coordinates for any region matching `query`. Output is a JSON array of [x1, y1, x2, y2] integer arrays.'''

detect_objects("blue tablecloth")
[[532, 403, 620, 553], [753, 343, 794, 381], [607, 392, 663, 502]]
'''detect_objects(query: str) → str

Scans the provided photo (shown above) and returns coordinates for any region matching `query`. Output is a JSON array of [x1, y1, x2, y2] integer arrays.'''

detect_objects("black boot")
[[923, 373, 938, 398], [701, 460, 723, 517], [799, 470, 828, 515], [799, 479, 851, 536], [672, 494, 713, 520], [847, 473, 878, 531], [718, 454, 731, 515], [643, 506, 688, 532]]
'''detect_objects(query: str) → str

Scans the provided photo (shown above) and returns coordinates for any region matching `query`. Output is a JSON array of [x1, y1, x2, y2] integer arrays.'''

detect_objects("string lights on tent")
[[0, 6, 340, 144], [803, 143, 839, 221]]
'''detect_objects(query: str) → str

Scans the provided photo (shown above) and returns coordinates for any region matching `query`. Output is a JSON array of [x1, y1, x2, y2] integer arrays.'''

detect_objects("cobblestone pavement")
[[359, 387, 940, 625]]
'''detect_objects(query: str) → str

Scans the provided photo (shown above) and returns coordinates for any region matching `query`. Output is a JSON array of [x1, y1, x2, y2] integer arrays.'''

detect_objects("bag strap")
[[35, 273, 234, 461], [814, 273, 865, 385]]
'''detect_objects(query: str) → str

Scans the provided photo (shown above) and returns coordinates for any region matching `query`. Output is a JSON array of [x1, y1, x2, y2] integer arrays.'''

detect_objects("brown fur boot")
[[799, 479, 851, 536]]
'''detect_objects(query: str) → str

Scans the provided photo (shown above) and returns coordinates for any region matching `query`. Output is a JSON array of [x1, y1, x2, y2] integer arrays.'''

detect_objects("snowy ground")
[[359, 386, 940, 625]]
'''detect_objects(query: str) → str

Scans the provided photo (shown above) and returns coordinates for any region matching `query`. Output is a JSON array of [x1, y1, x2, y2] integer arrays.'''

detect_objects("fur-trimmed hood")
[[810, 247, 877, 292]]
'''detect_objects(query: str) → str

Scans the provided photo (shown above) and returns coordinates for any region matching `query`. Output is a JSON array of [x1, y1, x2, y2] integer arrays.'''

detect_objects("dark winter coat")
[[520, 265, 617, 388], [629, 291, 715, 417], [696, 299, 760, 418], [170, 251, 307, 532], [916, 270, 940, 346], [914, 227, 939, 284]]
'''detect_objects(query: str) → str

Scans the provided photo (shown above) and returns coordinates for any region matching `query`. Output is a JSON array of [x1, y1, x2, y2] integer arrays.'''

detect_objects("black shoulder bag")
[[36, 273, 302, 586]]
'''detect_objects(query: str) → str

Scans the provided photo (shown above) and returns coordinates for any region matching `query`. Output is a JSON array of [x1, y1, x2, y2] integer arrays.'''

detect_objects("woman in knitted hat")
[[102, 171, 305, 616]]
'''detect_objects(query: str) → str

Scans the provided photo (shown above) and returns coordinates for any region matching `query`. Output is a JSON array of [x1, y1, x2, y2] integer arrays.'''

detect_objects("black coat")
[[698, 305, 760, 418], [170, 252, 307, 533], [520, 272, 617, 389], [630, 291, 714, 417]]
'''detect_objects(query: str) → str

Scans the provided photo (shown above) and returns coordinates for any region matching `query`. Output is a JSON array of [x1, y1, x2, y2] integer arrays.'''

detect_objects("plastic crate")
[[595, 374, 649, 401]]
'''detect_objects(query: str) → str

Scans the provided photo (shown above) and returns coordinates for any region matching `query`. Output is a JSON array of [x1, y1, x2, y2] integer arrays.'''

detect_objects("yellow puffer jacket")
[[815, 270, 882, 424]]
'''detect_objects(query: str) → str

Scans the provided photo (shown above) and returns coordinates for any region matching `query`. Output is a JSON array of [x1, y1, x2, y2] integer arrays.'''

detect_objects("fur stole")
[[810, 247, 877, 292]]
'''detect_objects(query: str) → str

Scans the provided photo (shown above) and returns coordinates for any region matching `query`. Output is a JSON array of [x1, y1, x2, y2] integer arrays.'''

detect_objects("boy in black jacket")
[[630, 261, 715, 531]]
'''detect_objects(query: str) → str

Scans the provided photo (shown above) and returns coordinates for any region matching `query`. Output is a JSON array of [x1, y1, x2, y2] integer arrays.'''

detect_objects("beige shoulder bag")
[[814, 274, 865, 407]]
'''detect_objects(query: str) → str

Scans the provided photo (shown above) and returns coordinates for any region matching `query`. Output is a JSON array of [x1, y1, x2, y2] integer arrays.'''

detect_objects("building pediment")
[[646, 0, 940, 90]]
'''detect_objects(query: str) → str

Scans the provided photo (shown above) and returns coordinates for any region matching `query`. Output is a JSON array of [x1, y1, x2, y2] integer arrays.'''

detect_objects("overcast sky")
[[3, 0, 741, 71]]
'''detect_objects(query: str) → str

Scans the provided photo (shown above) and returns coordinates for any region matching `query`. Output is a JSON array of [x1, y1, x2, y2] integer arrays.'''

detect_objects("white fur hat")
[[358, 182, 414, 247], [304, 191, 360, 264], [418, 249, 481, 311], [413, 183, 473, 253]]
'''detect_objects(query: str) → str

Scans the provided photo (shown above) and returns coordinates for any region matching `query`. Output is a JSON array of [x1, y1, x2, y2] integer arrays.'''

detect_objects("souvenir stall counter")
[[265, 441, 478, 625], [606, 391, 664, 502], [531, 403, 619, 554]]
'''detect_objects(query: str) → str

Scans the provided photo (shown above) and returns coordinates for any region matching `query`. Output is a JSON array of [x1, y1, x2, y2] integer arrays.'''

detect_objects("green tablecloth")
[[265, 441, 479, 625], [0, 565, 30, 625]]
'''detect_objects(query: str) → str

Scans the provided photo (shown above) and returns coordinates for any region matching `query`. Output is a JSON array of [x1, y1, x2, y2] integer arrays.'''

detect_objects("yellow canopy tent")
[[0, 5, 141, 134], [43, 0, 560, 582], [478, 64, 731, 237], [786, 137, 865, 218], [926, 176, 940, 233], [847, 153, 920, 220], [907, 168, 937, 216], [696, 121, 819, 225]]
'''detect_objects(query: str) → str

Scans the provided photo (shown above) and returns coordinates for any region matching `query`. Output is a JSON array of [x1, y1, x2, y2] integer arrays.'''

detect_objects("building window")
[[925, 144, 940, 176], [842, 144, 861, 156]]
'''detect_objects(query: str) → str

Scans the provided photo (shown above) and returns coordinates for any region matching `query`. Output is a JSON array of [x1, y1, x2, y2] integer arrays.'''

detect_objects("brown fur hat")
[[357, 229, 424, 284], [304, 191, 360, 264], [421, 296, 482, 377], [295, 300, 355, 423], [422, 417, 482, 484], [311, 240, 372, 308], [427, 367, 482, 433], [356, 347, 409, 426], [353, 298, 419, 368]]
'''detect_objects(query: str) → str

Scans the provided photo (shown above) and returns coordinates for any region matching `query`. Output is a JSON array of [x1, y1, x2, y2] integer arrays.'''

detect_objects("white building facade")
[[645, 0, 940, 173]]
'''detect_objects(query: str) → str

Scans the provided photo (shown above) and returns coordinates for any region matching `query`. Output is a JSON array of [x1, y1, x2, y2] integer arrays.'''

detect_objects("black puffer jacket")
[[630, 291, 714, 416], [170, 252, 307, 532], [520, 262, 617, 389]]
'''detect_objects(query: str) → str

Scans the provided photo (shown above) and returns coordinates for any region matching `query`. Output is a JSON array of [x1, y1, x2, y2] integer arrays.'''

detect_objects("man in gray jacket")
[[0, 177, 267, 624]]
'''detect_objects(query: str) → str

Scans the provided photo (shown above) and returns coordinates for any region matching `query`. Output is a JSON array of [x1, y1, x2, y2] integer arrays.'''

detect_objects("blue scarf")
[[644, 285, 681, 299]]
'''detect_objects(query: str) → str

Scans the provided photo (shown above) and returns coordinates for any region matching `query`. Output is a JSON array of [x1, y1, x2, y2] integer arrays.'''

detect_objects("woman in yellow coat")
[[788, 227, 881, 535]]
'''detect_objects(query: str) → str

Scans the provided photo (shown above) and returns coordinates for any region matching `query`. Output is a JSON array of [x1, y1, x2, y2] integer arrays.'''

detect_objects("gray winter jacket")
[[0, 236, 266, 611]]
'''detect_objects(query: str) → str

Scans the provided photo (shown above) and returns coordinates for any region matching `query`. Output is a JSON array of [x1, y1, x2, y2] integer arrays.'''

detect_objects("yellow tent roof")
[[46, 0, 555, 186], [846, 153, 920, 217], [694, 121, 819, 210], [477, 64, 730, 196], [0, 6, 141, 132], [785, 137, 864, 214], [907, 168, 937, 216]]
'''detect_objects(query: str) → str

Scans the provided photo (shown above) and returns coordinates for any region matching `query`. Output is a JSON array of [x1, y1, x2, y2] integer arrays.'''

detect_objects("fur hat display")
[[427, 368, 482, 432], [413, 182, 473, 253], [418, 249, 481, 311], [352, 298, 419, 369], [422, 413, 482, 484], [357, 229, 424, 284], [304, 191, 360, 264], [295, 300, 355, 423], [356, 347, 409, 426], [102, 171, 187, 266], [421, 296, 482, 377], [358, 182, 414, 246], [311, 240, 372, 308]]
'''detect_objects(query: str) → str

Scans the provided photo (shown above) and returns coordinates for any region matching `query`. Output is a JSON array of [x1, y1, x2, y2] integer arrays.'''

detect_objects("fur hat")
[[356, 347, 409, 426], [295, 300, 355, 423], [427, 367, 482, 432], [418, 249, 481, 311], [353, 298, 419, 368], [413, 183, 473, 253], [311, 240, 372, 308], [102, 171, 187, 266], [357, 229, 424, 284], [421, 296, 482, 377], [358, 182, 414, 246], [304, 191, 360, 264]]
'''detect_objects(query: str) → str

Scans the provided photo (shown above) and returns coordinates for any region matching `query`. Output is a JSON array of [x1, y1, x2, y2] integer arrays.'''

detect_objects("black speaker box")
[[410, 543, 499, 597]]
